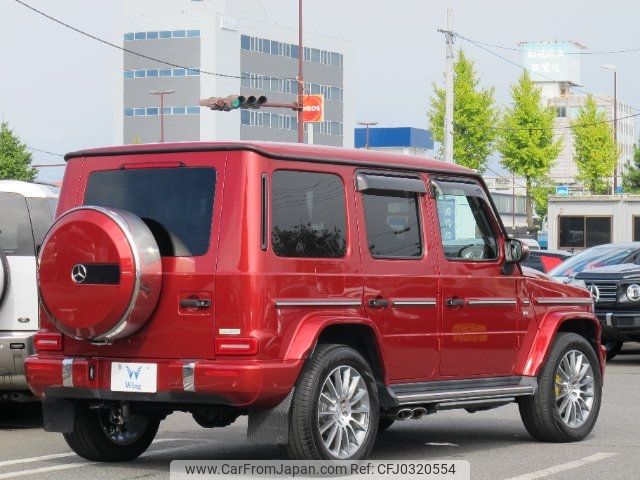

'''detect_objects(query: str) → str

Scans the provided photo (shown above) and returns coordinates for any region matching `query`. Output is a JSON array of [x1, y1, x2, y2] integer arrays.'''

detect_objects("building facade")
[[115, 0, 353, 146]]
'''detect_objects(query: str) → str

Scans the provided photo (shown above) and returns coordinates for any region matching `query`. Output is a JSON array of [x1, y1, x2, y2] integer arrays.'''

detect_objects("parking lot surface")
[[1, 345, 638, 480]]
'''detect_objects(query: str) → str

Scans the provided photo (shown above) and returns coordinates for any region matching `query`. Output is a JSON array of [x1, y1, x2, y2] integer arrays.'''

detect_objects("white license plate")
[[110, 362, 157, 393]]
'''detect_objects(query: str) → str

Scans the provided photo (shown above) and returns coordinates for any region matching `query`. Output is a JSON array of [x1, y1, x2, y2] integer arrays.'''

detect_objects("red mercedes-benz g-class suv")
[[27, 142, 604, 462]]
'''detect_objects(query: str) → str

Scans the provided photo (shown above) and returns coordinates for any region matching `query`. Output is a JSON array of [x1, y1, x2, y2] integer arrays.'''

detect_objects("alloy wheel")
[[554, 350, 595, 428]]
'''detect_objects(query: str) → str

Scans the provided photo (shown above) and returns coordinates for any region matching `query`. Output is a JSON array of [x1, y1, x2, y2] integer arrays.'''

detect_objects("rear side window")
[[271, 170, 346, 258], [362, 192, 422, 258], [84, 168, 216, 257], [0, 192, 35, 256]]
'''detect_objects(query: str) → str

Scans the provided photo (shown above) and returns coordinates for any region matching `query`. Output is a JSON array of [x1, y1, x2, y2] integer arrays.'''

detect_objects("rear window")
[[84, 167, 216, 257], [0, 192, 35, 256]]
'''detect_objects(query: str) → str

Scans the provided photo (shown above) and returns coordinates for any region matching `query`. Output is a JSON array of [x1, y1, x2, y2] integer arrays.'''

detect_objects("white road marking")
[[425, 442, 458, 447], [0, 438, 198, 479], [504, 452, 618, 480]]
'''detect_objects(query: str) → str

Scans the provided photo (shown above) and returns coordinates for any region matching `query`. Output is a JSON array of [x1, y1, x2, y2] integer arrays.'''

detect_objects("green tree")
[[0, 122, 36, 182], [571, 96, 619, 194], [497, 71, 562, 229], [428, 50, 498, 173], [622, 144, 640, 193], [530, 181, 555, 220]]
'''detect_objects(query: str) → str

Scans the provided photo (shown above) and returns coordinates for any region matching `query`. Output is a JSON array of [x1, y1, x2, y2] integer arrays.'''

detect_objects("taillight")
[[215, 337, 259, 355], [34, 332, 63, 352]]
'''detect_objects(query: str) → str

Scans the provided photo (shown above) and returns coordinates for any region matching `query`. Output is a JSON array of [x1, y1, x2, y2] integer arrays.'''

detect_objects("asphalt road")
[[1, 344, 639, 480]]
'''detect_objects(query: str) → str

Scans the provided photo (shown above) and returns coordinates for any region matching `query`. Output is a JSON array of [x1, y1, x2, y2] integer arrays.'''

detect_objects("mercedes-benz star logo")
[[587, 284, 600, 302], [71, 264, 88, 284]]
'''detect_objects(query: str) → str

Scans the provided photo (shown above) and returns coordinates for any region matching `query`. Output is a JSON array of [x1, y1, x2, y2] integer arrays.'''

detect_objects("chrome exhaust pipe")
[[396, 408, 414, 421], [411, 407, 428, 420]]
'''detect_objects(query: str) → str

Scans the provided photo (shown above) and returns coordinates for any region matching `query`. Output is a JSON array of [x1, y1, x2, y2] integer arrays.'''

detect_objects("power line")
[[455, 33, 640, 112], [463, 37, 640, 56], [13, 0, 287, 81], [27, 146, 64, 157], [475, 111, 640, 133]]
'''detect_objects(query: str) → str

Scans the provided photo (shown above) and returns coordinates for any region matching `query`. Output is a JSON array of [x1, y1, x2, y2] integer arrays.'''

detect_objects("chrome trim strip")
[[62, 358, 74, 387], [536, 297, 594, 306], [275, 299, 362, 308], [392, 299, 437, 307], [606, 313, 613, 326], [396, 385, 535, 406], [522, 299, 531, 306], [183, 362, 196, 392], [467, 298, 517, 306]]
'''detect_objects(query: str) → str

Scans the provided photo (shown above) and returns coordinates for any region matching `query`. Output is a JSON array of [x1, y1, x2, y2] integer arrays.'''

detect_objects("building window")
[[556, 106, 566, 117], [558, 216, 612, 249], [271, 171, 347, 258], [633, 216, 640, 241], [241, 72, 343, 103], [124, 30, 200, 41], [124, 106, 200, 117], [239, 34, 342, 66], [124, 68, 200, 79]]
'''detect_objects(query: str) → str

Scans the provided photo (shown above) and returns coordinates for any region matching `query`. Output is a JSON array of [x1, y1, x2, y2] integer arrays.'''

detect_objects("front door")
[[431, 178, 521, 377], [356, 171, 439, 382]]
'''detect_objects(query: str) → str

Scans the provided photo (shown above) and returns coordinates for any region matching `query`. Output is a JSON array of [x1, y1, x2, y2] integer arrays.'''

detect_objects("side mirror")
[[502, 239, 530, 274]]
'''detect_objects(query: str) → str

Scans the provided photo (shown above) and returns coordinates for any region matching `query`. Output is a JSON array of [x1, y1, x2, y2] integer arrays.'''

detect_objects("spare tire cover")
[[0, 248, 9, 309], [38, 206, 162, 341]]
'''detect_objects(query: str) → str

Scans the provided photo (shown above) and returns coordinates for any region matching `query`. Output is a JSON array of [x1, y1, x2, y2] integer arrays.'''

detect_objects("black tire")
[[519, 332, 602, 442], [603, 339, 623, 361], [378, 418, 395, 433], [283, 344, 379, 460], [64, 403, 160, 462], [0, 248, 9, 309]]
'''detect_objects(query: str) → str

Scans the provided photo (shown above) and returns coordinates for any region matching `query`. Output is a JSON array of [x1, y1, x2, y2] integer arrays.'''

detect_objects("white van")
[[0, 180, 57, 401]]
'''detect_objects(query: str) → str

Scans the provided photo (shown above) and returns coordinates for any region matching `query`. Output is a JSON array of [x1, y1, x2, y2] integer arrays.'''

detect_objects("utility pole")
[[602, 64, 618, 193], [438, 9, 455, 163], [297, 0, 305, 143], [150, 90, 174, 142], [357, 121, 378, 149]]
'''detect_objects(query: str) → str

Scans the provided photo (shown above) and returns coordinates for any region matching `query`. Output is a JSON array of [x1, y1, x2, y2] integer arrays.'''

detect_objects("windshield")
[[548, 245, 637, 278]]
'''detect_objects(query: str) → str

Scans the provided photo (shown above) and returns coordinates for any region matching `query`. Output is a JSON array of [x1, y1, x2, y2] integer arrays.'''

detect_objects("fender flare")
[[520, 310, 603, 377], [0, 248, 9, 309]]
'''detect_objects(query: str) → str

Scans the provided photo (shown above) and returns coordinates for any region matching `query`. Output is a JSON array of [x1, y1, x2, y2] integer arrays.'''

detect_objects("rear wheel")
[[603, 339, 623, 361], [519, 333, 602, 442], [64, 403, 160, 462], [283, 344, 379, 460]]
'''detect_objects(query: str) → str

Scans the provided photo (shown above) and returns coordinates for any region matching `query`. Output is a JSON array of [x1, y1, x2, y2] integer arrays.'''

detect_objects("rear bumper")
[[0, 331, 35, 391], [596, 311, 640, 340], [25, 356, 303, 408]]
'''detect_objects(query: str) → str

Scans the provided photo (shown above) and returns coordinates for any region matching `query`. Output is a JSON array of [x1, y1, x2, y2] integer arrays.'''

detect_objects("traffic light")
[[199, 95, 268, 111]]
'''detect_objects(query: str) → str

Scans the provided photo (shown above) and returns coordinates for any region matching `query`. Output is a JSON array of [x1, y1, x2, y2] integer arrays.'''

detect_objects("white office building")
[[115, 0, 354, 147]]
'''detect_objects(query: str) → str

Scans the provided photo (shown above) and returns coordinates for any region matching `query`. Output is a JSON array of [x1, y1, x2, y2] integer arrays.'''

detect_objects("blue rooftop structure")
[[354, 127, 434, 150]]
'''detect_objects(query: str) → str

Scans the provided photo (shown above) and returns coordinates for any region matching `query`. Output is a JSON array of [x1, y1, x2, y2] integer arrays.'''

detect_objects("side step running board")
[[390, 377, 537, 407]]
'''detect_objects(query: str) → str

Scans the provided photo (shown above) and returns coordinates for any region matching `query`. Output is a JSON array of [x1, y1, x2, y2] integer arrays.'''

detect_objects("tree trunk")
[[525, 177, 534, 230]]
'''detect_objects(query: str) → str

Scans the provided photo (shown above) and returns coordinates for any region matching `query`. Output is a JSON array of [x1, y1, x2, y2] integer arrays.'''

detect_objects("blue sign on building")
[[354, 127, 434, 150], [555, 185, 569, 196]]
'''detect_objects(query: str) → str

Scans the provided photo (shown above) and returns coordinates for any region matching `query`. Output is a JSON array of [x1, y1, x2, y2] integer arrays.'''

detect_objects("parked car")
[[0, 180, 58, 401], [517, 238, 541, 251], [522, 250, 572, 274], [548, 242, 640, 283], [574, 261, 640, 360], [27, 142, 603, 462]]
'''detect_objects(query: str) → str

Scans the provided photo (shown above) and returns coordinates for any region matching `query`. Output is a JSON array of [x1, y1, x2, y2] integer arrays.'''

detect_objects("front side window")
[[434, 180, 499, 261], [362, 192, 422, 258], [84, 168, 216, 257], [0, 193, 35, 256], [271, 171, 346, 258]]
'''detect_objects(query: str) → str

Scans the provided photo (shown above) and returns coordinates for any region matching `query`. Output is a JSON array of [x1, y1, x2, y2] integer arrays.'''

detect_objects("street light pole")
[[150, 90, 175, 142], [297, 0, 304, 143], [601, 64, 618, 193], [357, 121, 378, 149]]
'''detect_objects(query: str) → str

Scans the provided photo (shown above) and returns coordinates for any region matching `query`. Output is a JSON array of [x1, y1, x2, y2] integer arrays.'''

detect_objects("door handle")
[[179, 298, 211, 309], [445, 297, 466, 308], [368, 298, 390, 308]]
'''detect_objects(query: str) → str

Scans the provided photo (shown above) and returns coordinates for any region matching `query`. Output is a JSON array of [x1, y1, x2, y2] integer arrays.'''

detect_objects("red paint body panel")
[[27, 142, 604, 409]]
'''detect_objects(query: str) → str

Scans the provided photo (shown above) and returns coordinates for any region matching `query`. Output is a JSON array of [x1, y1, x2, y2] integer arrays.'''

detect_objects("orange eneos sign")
[[302, 94, 324, 123]]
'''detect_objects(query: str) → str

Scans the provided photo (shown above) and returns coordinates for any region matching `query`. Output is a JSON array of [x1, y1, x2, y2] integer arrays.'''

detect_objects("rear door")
[[431, 177, 522, 377], [62, 152, 225, 360], [0, 192, 38, 331], [356, 171, 440, 382]]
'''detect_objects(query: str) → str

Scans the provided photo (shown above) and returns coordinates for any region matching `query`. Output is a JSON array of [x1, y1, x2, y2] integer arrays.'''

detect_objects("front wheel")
[[283, 344, 379, 460], [519, 333, 602, 442], [64, 403, 160, 462]]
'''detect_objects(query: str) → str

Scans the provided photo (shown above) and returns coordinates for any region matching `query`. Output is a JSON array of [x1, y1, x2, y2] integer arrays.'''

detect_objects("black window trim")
[[557, 215, 613, 250], [355, 171, 427, 194], [261, 173, 268, 251], [432, 177, 502, 264]]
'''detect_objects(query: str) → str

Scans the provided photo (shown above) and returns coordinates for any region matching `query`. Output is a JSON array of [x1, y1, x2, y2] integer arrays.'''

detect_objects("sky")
[[2, 0, 640, 182]]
